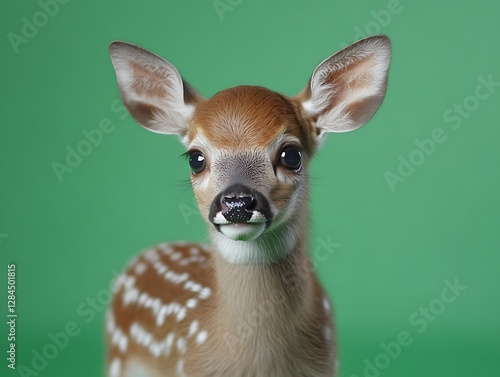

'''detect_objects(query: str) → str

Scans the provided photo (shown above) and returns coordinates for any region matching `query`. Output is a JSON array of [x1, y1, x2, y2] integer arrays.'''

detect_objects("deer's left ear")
[[296, 35, 391, 139]]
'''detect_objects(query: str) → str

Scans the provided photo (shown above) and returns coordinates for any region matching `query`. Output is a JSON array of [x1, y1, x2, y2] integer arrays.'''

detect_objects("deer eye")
[[279, 147, 302, 171], [188, 151, 206, 174]]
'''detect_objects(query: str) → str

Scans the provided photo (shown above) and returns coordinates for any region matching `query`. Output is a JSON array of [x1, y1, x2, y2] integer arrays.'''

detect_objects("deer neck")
[[208, 208, 316, 348]]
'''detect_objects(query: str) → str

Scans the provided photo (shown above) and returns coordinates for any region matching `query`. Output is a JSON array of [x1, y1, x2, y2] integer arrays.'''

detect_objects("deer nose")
[[221, 195, 256, 223], [209, 183, 273, 227]]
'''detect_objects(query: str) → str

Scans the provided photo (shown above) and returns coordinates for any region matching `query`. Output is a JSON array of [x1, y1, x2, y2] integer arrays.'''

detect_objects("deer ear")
[[109, 41, 203, 142], [297, 35, 391, 140]]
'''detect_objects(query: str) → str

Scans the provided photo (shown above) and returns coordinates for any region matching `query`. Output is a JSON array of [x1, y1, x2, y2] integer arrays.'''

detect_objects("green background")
[[1, 0, 499, 376]]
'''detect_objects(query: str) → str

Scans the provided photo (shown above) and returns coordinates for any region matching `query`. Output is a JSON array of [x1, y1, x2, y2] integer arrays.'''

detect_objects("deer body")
[[107, 36, 391, 377]]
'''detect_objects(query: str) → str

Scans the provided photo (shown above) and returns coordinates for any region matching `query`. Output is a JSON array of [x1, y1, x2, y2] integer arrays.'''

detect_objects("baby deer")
[[107, 35, 391, 377]]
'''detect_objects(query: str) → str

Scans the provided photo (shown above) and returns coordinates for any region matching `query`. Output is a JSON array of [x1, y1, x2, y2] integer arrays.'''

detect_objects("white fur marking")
[[109, 358, 121, 377], [188, 320, 199, 338], [211, 222, 298, 264], [324, 325, 332, 341], [165, 333, 175, 355], [196, 330, 208, 345], [107, 311, 129, 353], [106, 310, 115, 334], [151, 258, 190, 284], [199, 287, 212, 299], [323, 297, 330, 312], [144, 249, 160, 263], [134, 262, 147, 275], [176, 358, 186, 377], [176, 306, 187, 322], [130, 322, 181, 357], [120, 274, 198, 324], [184, 280, 212, 300], [177, 337, 187, 354], [171, 251, 182, 261], [212, 211, 267, 225]]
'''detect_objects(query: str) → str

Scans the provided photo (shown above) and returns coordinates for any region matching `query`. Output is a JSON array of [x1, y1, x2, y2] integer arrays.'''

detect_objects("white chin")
[[219, 223, 266, 241]]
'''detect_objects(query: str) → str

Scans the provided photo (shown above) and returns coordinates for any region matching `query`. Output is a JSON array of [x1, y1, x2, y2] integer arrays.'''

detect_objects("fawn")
[[106, 35, 391, 377]]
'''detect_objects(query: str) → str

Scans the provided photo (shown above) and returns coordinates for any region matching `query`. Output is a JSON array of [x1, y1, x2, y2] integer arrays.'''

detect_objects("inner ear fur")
[[297, 35, 391, 137]]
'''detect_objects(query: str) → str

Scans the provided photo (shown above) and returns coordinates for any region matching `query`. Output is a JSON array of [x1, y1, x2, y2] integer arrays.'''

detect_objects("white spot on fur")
[[324, 325, 332, 341], [144, 249, 160, 263], [154, 261, 167, 274], [188, 320, 199, 338], [106, 310, 115, 334], [109, 358, 121, 377], [171, 251, 183, 261], [166, 270, 186, 284], [159, 243, 173, 255], [114, 329, 128, 353], [120, 273, 201, 325], [199, 287, 211, 299], [155, 305, 168, 326], [134, 262, 147, 275], [130, 323, 180, 357], [323, 297, 330, 312], [184, 280, 212, 300], [177, 337, 187, 354], [107, 311, 128, 353], [196, 330, 208, 345], [112, 273, 127, 293], [176, 306, 187, 322], [176, 358, 186, 377], [150, 343, 162, 357], [165, 333, 175, 355]]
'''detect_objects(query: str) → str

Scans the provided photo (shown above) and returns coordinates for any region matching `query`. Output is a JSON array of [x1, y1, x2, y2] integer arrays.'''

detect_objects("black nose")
[[209, 184, 273, 226], [221, 195, 255, 223]]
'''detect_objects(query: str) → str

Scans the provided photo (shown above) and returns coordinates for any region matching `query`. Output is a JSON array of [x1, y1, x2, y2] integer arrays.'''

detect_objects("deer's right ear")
[[109, 41, 203, 141], [296, 35, 391, 142]]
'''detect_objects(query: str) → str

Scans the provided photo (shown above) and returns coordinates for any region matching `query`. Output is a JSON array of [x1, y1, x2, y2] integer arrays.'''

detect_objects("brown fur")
[[106, 87, 337, 376], [108, 220, 336, 377], [188, 214, 335, 377], [107, 35, 391, 377], [108, 86, 336, 377], [131, 61, 169, 98], [190, 86, 315, 155]]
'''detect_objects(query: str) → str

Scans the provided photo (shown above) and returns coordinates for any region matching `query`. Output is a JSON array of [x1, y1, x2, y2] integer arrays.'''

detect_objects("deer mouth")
[[211, 210, 269, 241], [218, 222, 267, 241], [208, 184, 273, 241]]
